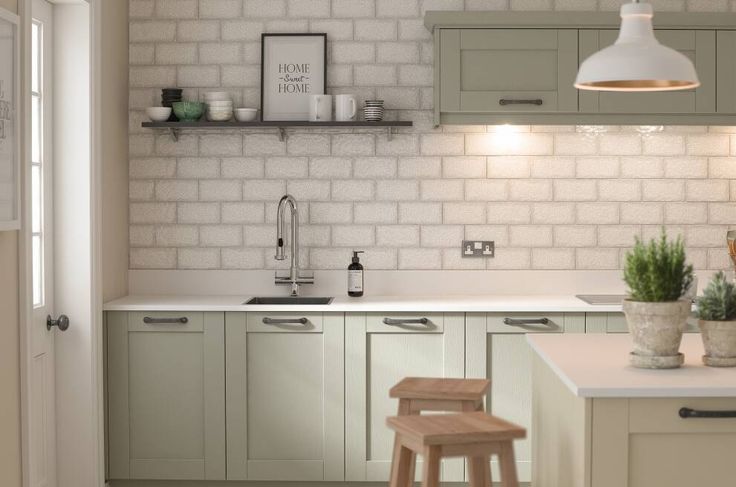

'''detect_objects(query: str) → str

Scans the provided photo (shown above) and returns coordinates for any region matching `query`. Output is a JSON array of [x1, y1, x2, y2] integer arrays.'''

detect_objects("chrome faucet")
[[274, 194, 314, 295]]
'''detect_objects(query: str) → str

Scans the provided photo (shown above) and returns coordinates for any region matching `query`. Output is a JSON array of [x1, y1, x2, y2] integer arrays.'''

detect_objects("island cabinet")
[[106, 311, 226, 481], [465, 312, 585, 482], [586, 312, 699, 333], [344, 312, 465, 482], [225, 312, 345, 481]]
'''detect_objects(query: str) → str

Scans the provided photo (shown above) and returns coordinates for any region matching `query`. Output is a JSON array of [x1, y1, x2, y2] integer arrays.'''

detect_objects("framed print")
[[260, 33, 326, 121], [0, 7, 18, 231]]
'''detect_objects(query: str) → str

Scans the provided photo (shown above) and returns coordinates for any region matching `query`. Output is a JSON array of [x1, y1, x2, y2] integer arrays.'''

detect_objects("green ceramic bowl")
[[172, 101, 205, 122]]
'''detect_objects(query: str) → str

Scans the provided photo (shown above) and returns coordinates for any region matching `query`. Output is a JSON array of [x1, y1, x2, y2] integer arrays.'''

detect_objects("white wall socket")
[[462, 240, 495, 258]]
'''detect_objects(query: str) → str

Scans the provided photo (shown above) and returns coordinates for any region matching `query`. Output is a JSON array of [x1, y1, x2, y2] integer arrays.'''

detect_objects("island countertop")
[[528, 334, 736, 398]]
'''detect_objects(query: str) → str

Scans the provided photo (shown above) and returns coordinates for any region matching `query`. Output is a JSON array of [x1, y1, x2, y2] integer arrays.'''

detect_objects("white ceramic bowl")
[[234, 108, 258, 122], [204, 91, 231, 101], [207, 101, 234, 108], [207, 112, 233, 122], [146, 106, 172, 122]]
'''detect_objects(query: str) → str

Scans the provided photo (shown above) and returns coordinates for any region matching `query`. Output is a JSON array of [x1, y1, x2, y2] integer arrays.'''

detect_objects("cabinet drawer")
[[246, 312, 323, 332], [629, 398, 736, 434], [366, 312, 444, 333], [486, 313, 564, 334], [128, 311, 204, 332]]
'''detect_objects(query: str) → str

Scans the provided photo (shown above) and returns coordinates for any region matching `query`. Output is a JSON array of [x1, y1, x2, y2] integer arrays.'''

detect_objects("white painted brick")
[[243, 224, 276, 246], [130, 225, 155, 247], [200, 180, 242, 201], [156, 0, 198, 18], [355, 19, 397, 40], [221, 20, 264, 41], [222, 248, 265, 269], [377, 225, 419, 247], [399, 202, 441, 224], [178, 202, 220, 224], [398, 157, 441, 178], [599, 180, 641, 201], [576, 248, 619, 270], [355, 202, 398, 223], [620, 203, 664, 224], [155, 134, 198, 157], [553, 179, 597, 201], [465, 180, 509, 201], [177, 65, 220, 87], [398, 64, 433, 86], [398, 19, 432, 40], [377, 0, 419, 16], [130, 89, 158, 109], [220, 157, 264, 179], [309, 248, 353, 270], [441, 248, 485, 270], [200, 0, 242, 18], [155, 180, 198, 201], [620, 157, 665, 178], [532, 248, 575, 269], [532, 203, 575, 224], [296, 225, 330, 247], [221, 202, 265, 224], [642, 179, 685, 201], [130, 203, 176, 223], [130, 0, 155, 18], [641, 225, 685, 244], [377, 42, 420, 64], [709, 157, 736, 178], [554, 133, 597, 155], [309, 157, 352, 179], [310, 20, 354, 40], [709, 203, 736, 224], [288, 0, 330, 16], [199, 43, 241, 65], [420, 225, 463, 247], [265, 157, 309, 179], [327, 64, 353, 86], [687, 134, 730, 155], [199, 225, 243, 247], [311, 202, 353, 223], [174, 21, 219, 42], [130, 248, 177, 269], [156, 225, 198, 247], [129, 135, 155, 157], [130, 21, 176, 42], [707, 248, 731, 270], [333, 225, 375, 246], [377, 135, 420, 156], [244, 134, 286, 156], [599, 134, 641, 156], [686, 225, 728, 247], [332, 180, 375, 201], [529, 157, 576, 178], [665, 202, 707, 224], [510, 226, 552, 247], [442, 156, 485, 178], [332, 135, 375, 156], [178, 248, 220, 269], [686, 180, 730, 201], [576, 156, 620, 178], [443, 202, 485, 224], [399, 248, 442, 269], [178, 157, 220, 179], [354, 65, 397, 86], [464, 225, 509, 246], [576, 203, 619, 224], [130, 66, 176, 87], [421, 180, 464, 201], [420, 134, 465, 156], [129, 181, 154, 201], [485, 247, 531, 270], [197, 134, 241, 156], [376, 180, 419, 201], [487, 203, 531, 224], [509, 180, 553, 201], [332, 0, 375, 16], [642, 134, 685, 156], [266, 19, 310, 32], [487, 156, 531, 178], [352, 157, 396, 179], [287, 179, 331, 200], [597, 225, 641, 247], [286, 134, 331, 156], [466, 133, 553, 156], [376, 87, 420, 109], [361, 248, 398, 269], [332, 42, 375, 64], [130, 44, 155, 65], [245, 0, 287, 17], [243, 180, 286, 201]]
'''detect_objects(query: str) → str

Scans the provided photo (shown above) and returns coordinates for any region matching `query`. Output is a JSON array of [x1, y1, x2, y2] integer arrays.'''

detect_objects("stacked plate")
[[162, 88, 182, 121], [363, 100, 384, 122], [204, 91, 233, 122]]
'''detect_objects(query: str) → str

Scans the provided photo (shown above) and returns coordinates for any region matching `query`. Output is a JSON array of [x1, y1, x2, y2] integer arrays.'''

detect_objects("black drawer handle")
[[383, 317, 429, 326], [262, 317, 308, 325], [499, 98, 543, 106], [503, 317, 551, 327], [679, 407, 736, 419], [143, 316, 188, 324]]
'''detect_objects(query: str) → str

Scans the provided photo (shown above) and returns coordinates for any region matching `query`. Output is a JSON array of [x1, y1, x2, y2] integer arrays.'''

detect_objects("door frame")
[[18, 0, 104, 486]]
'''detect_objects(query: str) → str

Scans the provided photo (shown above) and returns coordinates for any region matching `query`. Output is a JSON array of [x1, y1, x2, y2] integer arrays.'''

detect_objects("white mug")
[[335, 94, 358, 121], [309, 94, 332, 122]]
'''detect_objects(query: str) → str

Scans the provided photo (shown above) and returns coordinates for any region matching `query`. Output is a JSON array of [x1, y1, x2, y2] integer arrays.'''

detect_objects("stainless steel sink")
[[244, 296, 334, 305], [576, 294, 626, 305]]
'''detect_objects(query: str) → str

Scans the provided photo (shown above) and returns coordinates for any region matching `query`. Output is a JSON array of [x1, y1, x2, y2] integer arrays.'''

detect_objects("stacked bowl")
[[162, 88, 182, 121], [204, 91, 233, 122], [363, 100, 384, 122]]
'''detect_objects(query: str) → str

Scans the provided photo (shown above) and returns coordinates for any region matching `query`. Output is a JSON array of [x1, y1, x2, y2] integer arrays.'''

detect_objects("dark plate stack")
[[162, 88, 182, 121]]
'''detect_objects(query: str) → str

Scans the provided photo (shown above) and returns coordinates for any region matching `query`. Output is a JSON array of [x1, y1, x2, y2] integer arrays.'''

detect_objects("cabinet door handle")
[[383, 317, 429, 326], [503, 317, 551, 327], [143, 316, 188, 324], [499, 98, 543, 106], [262, 317, 308, 325], [679, 407, 736, 419]]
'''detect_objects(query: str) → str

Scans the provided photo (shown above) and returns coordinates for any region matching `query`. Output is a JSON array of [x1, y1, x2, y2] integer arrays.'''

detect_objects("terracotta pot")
[[699, 320, 736, 367], [623, 299, 691, 368]]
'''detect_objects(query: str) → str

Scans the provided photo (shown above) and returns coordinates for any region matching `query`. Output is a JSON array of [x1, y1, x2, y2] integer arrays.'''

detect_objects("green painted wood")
[[439, 29, 460, 113], [225, 312, 248, 480], [107, 312, 130, 479], [203, 313, 226, 479], [578, 30, 601, 113], [558, 30, 579, 112], [584, 313, 608, 334], [717, 31, 736, 113]]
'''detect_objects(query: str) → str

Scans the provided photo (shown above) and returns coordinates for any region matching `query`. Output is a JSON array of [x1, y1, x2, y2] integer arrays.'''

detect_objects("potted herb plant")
[[623, 231, 694, 369], [695, 271, 736, 367]]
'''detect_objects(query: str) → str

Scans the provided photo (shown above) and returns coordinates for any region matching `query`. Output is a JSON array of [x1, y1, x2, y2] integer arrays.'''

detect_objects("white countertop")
[[102, 294, 624, 313], [528, 334, 736, 398]]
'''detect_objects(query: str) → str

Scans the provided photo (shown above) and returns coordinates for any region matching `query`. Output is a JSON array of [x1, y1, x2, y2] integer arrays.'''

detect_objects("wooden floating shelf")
[[141, 120, 414, 141]]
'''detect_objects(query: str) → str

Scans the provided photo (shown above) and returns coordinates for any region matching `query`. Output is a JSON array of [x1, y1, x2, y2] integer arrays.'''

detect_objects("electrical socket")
[[462, 240, 495, 258]]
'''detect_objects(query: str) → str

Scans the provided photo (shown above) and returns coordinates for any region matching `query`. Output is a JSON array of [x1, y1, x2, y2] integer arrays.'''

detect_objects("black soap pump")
[[348, 251, 365, 297]]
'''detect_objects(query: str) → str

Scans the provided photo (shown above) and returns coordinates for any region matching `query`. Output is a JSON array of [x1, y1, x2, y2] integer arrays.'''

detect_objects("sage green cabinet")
[[345, 312, 465, 482], [225, 312, 344, 481], [585, 312, 699, 333], [106, 311, 225, 481]]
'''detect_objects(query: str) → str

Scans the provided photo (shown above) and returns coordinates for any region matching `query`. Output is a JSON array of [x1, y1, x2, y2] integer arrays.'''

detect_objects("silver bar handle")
[[143, 316, 188, 324], [503, 317, 551, 327], [383, 317, 429, 326], [679, 407, 736, 419], [499, 98, 543, 106], [262, 317, 308, 325]]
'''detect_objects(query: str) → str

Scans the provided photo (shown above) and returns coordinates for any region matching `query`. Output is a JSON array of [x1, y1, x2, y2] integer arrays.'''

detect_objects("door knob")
[[47, 314, 70, 331]]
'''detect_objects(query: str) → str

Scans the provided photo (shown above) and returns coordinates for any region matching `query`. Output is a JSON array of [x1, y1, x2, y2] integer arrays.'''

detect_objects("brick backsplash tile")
[[642, 134, 686, 155], [130, 21, 176, 42], [620, 202, 664, 224], [333, 180, 375, 200], [310, 157, 352, 179], [530, 156, 576, 178], [332, 0, 375, 17], [687, 134, 730, 156], [487, 203, 532, 224], [200, 0, 242, 18], [376, 180, 419, 201], [156, 225, 199, 247], [465, 180, 510, 202], [155, 180, 198, 201], [532, 203, 575, 224], [311, 202, 353, 224], [178, 248, 220, 269], [130, 248, 177, 269], [443, 203, 485, 224], [599, 180, 642, 201], [620, 157, 665, 178], [130, 0, 154, 18], [222, 248, 265, 269], [265, 157, 309, 179], [130, 202, 176, 224], [245, 0, 287, 17], [178, 202, 221, 224], [598, 225, 641, 247], [377, 42, 420, 64], [532, 248, 575, 269], [576, 202, 619, 224], [399, 248, 442, 269], [310, 20, 354, 40], [177, 20, 220, 41], [200, 180, 242, 201], [178, 157, 220, 179], [420, 179, 464, 201], [464, 225, 509, 246], [333, 225, 376, 246], [130, 225, 155, 247], [155, 43, 197, 65], [487, 156, 531, 178], [130, 181, 155, 201], [664, 202, 707, 224], [686, 179, 730, 201], [576, 156, 619, 178], [576, 248, 619, 269], [377, 225, 419, 247], [287, 179, 331, 200], [221, 20, 264, 42], [442, 248, 485, 269], [420, 225, 464, 247]]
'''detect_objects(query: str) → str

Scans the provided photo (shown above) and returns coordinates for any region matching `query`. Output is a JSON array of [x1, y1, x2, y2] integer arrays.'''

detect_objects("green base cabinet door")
[[345, 312, 465, 482], [225, 312, 345, 481], [106, 311, 226, 480]]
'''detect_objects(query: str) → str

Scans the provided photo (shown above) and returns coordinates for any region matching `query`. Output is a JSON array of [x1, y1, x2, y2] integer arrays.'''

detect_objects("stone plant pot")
[[698, 320, 736, 367], [622, 299, 691, 369]]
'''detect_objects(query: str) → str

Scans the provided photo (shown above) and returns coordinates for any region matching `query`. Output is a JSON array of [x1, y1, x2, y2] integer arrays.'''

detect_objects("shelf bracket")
[[278, 127, 287, 142], [169, 128, 180, 142]]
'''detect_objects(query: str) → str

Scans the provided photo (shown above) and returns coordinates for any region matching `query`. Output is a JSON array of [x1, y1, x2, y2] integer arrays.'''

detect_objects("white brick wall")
[[129, 0, 736, 270]]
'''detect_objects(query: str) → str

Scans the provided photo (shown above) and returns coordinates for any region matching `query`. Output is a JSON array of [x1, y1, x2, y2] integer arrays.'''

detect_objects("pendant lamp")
[[575, 0, 699, 91]]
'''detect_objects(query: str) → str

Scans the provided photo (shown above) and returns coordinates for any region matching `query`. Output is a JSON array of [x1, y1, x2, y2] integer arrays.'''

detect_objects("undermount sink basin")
[[244, 296, 334, 305]]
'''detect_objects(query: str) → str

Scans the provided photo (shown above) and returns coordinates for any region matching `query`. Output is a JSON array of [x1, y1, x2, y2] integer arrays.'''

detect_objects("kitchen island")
[[528, 334, 736, 487]]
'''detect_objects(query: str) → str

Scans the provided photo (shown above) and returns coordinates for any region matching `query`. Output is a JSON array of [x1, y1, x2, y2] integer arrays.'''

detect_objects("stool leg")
[[468, 456, 491, 487], [498, 442, 519, 487], [390, 439, 413, 487], [391, 399, 416, 487], [421, 446, 441, 487]]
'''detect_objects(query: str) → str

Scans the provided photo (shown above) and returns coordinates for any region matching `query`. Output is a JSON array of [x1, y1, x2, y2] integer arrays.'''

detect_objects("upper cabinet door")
[[716, 31, 736, 113], [579, 29, 717, 114], [439, 29, 579, 115]]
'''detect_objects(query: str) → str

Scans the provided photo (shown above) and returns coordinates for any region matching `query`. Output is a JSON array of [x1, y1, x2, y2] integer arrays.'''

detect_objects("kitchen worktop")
[[102, 293, 625, 313], [528, 334, 736, 398]]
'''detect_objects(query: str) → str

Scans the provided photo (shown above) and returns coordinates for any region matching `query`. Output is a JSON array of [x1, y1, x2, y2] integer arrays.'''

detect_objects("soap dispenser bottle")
[[348, 251, 365, 297]]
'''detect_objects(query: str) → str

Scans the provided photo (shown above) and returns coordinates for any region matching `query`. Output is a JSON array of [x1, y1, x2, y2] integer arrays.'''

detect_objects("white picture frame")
[[0, 7, 19, 231], [260, 33, 327, 121]]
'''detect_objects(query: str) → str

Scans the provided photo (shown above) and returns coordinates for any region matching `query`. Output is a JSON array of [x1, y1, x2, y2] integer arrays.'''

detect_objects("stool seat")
[[387, 411, 526, 446], [389, 377, 491, 401]]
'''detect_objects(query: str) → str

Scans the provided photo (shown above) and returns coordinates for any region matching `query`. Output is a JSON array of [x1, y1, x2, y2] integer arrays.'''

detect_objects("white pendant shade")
[[575, 2, 700, 91]]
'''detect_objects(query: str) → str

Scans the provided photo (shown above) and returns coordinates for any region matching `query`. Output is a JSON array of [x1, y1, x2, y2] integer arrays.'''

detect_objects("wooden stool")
[[389, 378, 491, 487], [387, 412, 526, 487]]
